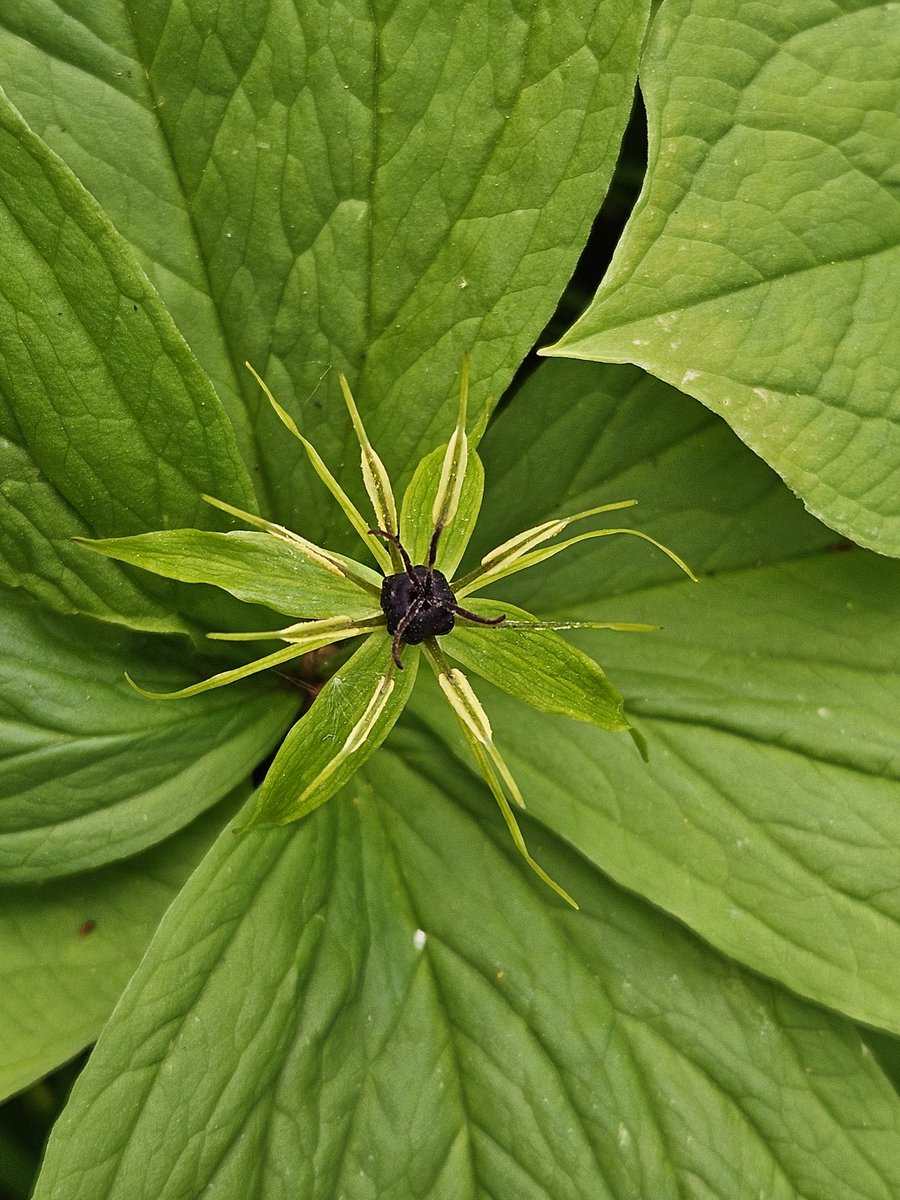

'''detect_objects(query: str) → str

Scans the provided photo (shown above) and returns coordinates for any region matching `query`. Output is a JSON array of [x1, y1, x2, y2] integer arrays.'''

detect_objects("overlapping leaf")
[[0, 439, 190, 635], [0, 0, 652, 542], [0, 87, 257, 632], [546, 0, 900, 556], [31, 739, 900, 1200], [0, 586, 295, 882], [0, 794, 238, 1102], [430, 358, 900, 1033]]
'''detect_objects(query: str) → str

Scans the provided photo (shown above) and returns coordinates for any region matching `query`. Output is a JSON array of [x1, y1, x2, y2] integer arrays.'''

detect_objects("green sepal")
[[76, 528, 381, 619], [244, 633, 419, 827], [444, 599, 629, 732], [400, 446, 485, 576], [200, 496, 384, 594]]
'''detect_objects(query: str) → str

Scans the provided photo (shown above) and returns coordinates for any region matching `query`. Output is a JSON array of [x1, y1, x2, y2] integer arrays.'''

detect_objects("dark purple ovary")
[[380, 565, 457, 644]]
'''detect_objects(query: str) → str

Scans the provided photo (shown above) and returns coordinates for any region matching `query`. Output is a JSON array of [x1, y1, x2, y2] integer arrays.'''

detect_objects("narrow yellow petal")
[[431, 355, 470, 530], [125, 640, 312, 700], [288, 672, 395, 810], [454, 499, 641, 595], [343, 674, 395, 755], [208, 614, 383, 643], [438, 666, 492, 744], [339, 374, 399, 542], [244, 363, 393, 572]]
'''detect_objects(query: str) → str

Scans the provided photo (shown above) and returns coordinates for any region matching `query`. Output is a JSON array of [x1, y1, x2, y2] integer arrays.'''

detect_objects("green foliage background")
[[0, 1, 898, 1197]]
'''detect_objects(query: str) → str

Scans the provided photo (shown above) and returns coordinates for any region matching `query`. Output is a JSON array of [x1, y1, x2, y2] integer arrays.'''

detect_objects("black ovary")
[[380, 565, 457, 644]]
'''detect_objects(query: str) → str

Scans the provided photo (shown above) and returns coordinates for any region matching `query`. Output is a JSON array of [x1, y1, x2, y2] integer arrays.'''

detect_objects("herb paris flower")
[[80, 362, 695, 907]]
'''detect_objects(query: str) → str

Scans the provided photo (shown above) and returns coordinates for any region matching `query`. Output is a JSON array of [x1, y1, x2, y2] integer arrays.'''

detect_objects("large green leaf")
[[31, 738, 900, 1200], [0, 87, 257, 629], [0, 0, 651, 542], [433, 358, 900, 1033], [6, 5, 898, 1196], [546, 0, 900, 556], [0, 439, 191, 636], [0, 793, 238, 1102], [0, 586, 295, 882]]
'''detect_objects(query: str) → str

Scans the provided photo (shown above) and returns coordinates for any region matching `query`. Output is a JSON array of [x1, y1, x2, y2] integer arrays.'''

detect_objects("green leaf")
[[0, 7, 255, 463], [461, 358, 900, 1033], [31, 735, 900, 1200], [445, 599, 628, 732], [0, 2, 651, 542], [0, 439, 193, 636], [247, 633, 418, 826], [545, 0, 900, 556], [0, 586, 295, 882], [79, 529, 382, 620], [0, 793, 236, 1102], [0, 88, 256, 586]]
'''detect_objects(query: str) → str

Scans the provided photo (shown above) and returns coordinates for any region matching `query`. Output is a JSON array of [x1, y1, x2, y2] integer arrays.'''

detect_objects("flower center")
[[380, 565, 457, 644]]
